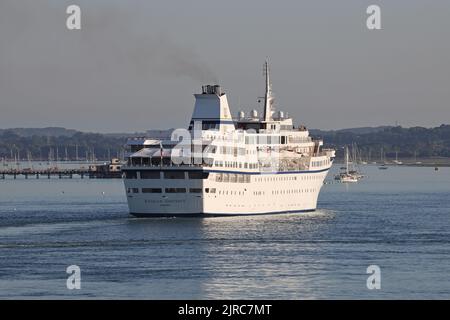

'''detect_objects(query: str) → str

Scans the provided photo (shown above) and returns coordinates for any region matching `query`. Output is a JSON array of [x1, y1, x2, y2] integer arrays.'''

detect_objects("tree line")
[[315, 125, 450, 160], [0, 130, 126, 161], [1, 125, 449, 161]]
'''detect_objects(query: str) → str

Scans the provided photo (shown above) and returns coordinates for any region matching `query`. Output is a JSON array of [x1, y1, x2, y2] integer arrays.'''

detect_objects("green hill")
[[312, 125, 450, 159], [1, 125, 449, 161]]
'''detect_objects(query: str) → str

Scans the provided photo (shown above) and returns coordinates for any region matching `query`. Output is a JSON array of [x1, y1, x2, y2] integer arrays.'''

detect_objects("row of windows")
[[272, 188, 317, 195], [128, 187, 318, 196], [217, 146, 246, 156], [215, 173, 251, 183], [218, 190, 246, 196], [124, 170, 209, 180], [311, 159, 331, 167], [225, 188, 318, 196], [244, 136, 284, 145], [254, 188, 318, 196], [288, 136, 312, 143], [127, 187, 216, 194], [215, 173, 321, 183], [253, 175, 321, 182], [126, 171, 323, 184], [214, 161, 258, 169]]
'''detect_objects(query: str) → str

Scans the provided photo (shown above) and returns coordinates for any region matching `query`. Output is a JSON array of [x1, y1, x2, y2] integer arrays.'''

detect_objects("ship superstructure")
[[122, 62, 335, 216]]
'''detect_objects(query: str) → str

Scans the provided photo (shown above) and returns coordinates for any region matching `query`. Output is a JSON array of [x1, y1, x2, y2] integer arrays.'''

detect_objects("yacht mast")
[[346, 146, 349, 174]]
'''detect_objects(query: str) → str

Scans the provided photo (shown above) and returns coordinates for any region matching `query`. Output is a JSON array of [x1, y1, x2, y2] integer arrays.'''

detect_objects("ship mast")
[[263, 60, 274, 122], [345, 146, 349, 174]]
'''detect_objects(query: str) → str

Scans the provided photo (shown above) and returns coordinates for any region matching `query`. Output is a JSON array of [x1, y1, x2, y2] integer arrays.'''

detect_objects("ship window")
[[165, 188, 186, 193], [163, 171, 185, 179], [132, 188, 139, 193], [130, 145, 143, 152], [188, 171, 209, 179], [142, 188, 162, 193], [189, 188, 202, 193], [246, 136, 256, 144], [140, 171, 160, 179], [203, 145, 217, 153], [270, 136, 280, 144], [125, 171, 137, 179]]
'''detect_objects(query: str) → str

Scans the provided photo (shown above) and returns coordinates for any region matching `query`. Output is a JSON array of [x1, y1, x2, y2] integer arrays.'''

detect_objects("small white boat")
[[340, 174, 359, 183], [335, 146, 362, 183]]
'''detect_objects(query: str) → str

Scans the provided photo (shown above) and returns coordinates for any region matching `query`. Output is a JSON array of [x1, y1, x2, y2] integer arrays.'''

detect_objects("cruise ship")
[[122, 62, 335, 217]]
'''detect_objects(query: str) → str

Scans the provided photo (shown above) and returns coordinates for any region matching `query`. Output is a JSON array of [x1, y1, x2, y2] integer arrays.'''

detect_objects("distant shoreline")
[[334, 157, 450, 167]]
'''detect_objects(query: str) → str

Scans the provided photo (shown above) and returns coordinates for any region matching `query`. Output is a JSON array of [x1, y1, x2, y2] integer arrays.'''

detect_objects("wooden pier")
[[0, 168, 122, 179], [1, 158, 123, 180]]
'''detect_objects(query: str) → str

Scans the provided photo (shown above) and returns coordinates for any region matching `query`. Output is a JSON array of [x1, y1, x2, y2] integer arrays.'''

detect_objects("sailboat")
[[335, 146, 362, 182], [393, 151, 403, 165], [378, 147, 388, 169], [353, 142, 367, 164]]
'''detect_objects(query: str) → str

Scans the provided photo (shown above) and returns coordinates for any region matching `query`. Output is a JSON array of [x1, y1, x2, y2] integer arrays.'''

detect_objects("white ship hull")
[[124, 166, 331, 217]]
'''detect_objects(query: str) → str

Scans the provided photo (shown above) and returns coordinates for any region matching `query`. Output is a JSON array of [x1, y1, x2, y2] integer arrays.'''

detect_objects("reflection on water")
[[0, 165, 449, 298]]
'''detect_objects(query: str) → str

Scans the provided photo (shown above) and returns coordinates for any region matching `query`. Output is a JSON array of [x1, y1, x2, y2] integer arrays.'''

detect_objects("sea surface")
[[0, 165, 449, 299]]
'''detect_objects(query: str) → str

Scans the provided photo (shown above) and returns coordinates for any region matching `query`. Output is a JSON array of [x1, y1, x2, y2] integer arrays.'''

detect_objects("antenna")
[[263, 60, 274, 122]]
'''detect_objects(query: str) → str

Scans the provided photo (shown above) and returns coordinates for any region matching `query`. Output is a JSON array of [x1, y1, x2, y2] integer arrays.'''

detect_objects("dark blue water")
[[0, 165, 449, 299]]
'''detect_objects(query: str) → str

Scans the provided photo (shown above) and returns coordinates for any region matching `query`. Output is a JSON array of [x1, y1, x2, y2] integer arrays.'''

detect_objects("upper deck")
[[123, 61, 335, 173]]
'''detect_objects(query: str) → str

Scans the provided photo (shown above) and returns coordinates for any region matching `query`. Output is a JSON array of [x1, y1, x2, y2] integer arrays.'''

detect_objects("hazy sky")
[[0, 0, 449, 132]]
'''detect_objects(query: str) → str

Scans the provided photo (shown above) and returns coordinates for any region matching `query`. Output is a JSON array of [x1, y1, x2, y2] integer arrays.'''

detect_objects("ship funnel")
[[202, 84, 223, 96], [190, 85, 235, 133]]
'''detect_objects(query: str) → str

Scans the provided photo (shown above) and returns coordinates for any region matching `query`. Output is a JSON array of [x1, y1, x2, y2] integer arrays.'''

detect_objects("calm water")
[[0, 165, 449, 299]]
